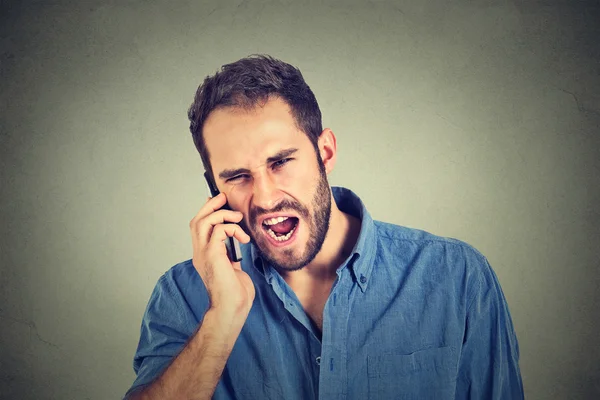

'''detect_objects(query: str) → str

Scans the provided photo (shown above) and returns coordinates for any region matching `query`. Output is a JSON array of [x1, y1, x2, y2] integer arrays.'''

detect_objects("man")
[[125, 55, 524, 399]]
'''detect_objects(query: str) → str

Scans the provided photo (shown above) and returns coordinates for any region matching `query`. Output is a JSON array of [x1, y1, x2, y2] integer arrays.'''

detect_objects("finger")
[[190, 192, 228, 226], [207, 223, 251, 250], [203, 209, 244, 226], [202, 224, 250, 269], [193, 209, 245, 247]]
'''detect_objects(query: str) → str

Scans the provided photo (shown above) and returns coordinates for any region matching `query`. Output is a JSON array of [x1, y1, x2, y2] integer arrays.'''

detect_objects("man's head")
[[188, 55, 323, 178], [187, 55, 338, 272]]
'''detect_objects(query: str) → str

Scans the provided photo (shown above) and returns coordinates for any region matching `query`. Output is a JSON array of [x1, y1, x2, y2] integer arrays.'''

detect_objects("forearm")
[[129, 308, 245, 400]]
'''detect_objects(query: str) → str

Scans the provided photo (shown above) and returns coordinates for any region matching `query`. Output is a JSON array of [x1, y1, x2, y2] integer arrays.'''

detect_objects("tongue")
[[269, 218, 297, 234]]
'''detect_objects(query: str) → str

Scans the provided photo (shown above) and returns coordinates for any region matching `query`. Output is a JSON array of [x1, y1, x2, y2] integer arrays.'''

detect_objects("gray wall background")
[[1, 0, 599, 399]]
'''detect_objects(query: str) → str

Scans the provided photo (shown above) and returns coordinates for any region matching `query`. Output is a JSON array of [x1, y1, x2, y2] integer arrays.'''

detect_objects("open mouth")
[[262, 216, 299, 243]]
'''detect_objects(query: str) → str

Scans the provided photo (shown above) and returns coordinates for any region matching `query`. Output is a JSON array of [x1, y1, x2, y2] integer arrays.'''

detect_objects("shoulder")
[[373, 220, 487, 264], [161, 258, 202, 285], [155, 241, 258, 303], [147, 259, 209, 322], [370, 221, 503, 311], [371, 221, 493, 293], [156, 259, 205, 293], [374, 221, 507, 302]]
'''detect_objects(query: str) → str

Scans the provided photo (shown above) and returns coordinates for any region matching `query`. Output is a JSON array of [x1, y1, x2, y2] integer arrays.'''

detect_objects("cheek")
[[276, 163, 316, 189], [226, 185, 252, 214], [275, 170, 296, 188]]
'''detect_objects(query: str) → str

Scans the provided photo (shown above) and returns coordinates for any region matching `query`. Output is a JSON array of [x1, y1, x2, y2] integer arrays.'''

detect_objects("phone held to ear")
[[204, 171, 243, 262]]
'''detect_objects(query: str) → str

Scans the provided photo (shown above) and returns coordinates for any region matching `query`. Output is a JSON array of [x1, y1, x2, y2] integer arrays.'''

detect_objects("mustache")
[[249, 199, 310, 226]]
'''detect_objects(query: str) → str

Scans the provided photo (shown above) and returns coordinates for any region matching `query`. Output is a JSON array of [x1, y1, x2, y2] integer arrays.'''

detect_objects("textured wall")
[[1, 1, 598, 399]]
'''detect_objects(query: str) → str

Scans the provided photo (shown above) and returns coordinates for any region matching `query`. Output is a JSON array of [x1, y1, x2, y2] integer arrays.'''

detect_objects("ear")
[[317, 128, 337, 174]]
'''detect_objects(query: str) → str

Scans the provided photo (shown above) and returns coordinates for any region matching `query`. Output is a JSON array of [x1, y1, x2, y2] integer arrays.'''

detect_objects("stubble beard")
[[244, 165, 332, 273]]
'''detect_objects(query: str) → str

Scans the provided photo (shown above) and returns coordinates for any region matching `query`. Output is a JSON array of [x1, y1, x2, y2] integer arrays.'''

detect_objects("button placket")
[[318, 272, 350, 399]]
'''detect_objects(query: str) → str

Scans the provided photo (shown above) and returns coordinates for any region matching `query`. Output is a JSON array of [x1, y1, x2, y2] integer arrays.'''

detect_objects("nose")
[[252, 172, 283, 211]]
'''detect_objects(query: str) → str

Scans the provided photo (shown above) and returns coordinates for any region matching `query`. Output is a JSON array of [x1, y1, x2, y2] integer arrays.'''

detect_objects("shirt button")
[[360, 275, 367, 284], [316, 356, 321, 365]]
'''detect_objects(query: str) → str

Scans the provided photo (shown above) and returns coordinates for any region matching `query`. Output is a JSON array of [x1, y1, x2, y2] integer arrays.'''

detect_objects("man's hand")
[[127, 194, 254, 400], [189, 192, 254, 318]]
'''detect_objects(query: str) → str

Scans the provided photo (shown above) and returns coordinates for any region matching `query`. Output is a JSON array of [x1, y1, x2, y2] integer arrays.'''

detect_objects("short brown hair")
[[187, 55, 323, 178]]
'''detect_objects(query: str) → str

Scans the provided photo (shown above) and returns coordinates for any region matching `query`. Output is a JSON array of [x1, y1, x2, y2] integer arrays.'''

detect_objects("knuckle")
[[189, 216, 201, 229], [213, 223, 227, 236]]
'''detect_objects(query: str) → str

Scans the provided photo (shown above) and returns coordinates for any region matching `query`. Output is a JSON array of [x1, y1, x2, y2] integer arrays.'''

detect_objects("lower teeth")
[[267, 226, 295, 242]]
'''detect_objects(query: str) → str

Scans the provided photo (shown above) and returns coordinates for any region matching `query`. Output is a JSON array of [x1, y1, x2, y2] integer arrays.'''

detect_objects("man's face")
[[203, 97, 332, 272]]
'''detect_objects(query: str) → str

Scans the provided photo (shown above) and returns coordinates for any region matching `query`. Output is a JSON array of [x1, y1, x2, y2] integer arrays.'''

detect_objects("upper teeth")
[[263, 216, 289, 226]]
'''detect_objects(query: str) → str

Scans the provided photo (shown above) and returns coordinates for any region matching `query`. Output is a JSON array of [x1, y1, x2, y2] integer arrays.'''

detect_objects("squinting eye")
[[272, 158, 292, 169], [226, 174, 249, 183]]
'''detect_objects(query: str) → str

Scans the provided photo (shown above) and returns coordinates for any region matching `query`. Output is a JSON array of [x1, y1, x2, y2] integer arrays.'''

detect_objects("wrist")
[[203, 307, 248, 339]]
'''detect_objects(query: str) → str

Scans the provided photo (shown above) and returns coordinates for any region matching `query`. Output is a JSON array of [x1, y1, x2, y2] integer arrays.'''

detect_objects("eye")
[[272, 158, 292, 169], [226, 174, 250, 183]]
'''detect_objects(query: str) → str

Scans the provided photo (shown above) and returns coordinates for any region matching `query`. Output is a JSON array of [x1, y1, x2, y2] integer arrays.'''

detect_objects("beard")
[[241, 159, 331, 273]]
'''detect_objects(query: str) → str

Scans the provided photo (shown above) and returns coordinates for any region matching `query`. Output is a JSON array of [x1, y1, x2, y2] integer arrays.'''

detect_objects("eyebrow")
[[218, 148, 299, 181]]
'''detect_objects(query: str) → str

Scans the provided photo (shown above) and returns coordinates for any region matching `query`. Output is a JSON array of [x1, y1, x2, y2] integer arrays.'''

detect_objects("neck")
[[281, 194, 361, 282]]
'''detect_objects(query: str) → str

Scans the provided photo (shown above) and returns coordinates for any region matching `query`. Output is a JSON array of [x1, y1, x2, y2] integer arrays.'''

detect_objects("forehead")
[[203, 97, 311, 170]]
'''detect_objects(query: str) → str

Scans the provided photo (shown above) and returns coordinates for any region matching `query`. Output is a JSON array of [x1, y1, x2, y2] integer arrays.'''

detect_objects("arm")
[[128, 308, 245, 400], [455, 256, 524, 399], [126, 193, 253, 400]]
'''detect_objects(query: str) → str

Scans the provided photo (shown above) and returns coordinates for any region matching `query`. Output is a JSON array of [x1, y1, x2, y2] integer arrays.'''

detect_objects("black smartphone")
[[204, 171, 243, 262]]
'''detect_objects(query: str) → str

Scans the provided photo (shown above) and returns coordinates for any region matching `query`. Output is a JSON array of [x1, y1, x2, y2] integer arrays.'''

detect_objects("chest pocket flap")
[[368, 346, 455, 377], [367, 346, 457, 399]]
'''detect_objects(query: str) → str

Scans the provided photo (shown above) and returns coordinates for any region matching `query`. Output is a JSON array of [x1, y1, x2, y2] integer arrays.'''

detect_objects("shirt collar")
[[330, 186, 376, 292], [251, 186, 377, 292]]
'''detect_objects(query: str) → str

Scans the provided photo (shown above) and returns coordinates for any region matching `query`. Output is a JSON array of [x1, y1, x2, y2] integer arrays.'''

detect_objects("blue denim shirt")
[[127, 187, 523, 399]]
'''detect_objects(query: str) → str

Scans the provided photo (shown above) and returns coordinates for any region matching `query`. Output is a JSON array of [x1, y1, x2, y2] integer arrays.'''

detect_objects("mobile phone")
[[204, 171, 243, 262]]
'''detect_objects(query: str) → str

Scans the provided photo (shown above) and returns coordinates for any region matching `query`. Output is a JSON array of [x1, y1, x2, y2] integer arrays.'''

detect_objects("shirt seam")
[[464, 262, 483, 326], [376, 232, 483, 255], [455, 268, 483, 388]]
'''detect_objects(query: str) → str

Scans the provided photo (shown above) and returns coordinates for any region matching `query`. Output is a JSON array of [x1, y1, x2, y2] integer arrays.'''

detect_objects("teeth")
[[263, 216, 289, 226], [266, 226, 296, 242]]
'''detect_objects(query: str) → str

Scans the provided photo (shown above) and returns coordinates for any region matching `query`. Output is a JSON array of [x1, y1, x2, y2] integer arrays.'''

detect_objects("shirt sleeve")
[[455, 253, 525, 399], [124, 272, 202, 398]]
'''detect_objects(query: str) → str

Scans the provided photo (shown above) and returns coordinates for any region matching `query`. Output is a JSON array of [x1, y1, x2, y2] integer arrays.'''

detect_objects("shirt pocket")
[[367, 346, 457, 400]]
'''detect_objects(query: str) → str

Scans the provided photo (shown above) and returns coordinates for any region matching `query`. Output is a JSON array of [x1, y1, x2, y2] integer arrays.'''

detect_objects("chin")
[[254, 236, 310, 272]]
